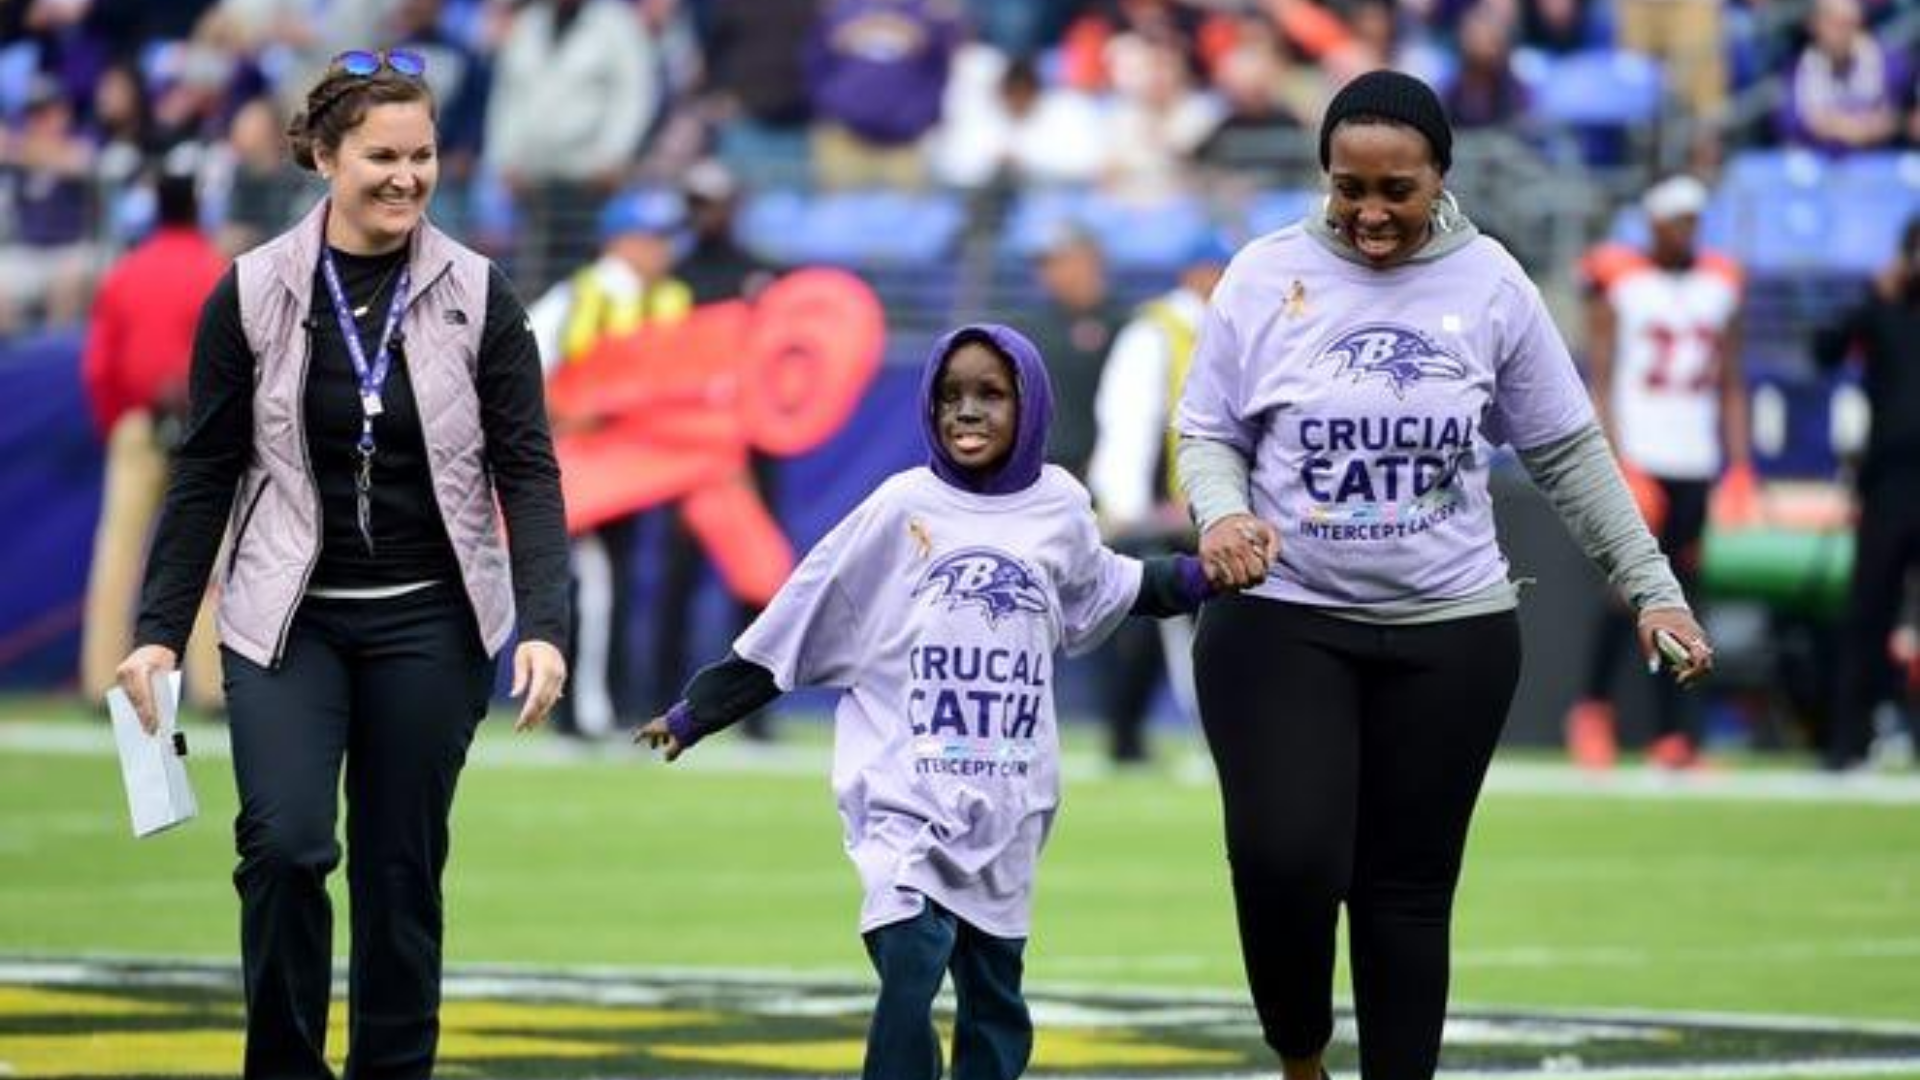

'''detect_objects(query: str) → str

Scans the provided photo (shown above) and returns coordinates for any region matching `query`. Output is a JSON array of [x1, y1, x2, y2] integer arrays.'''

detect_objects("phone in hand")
[[1652, 628, 1691, 673]]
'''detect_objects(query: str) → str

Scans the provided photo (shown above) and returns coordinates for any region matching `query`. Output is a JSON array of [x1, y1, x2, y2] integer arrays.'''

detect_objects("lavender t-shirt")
[[734, 465, 1142, 937], [1176, 226, 1594, 606]]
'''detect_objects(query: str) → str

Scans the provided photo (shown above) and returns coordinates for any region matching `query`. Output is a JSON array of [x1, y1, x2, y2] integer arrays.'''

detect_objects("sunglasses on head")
[[334, 49, 427, 79]]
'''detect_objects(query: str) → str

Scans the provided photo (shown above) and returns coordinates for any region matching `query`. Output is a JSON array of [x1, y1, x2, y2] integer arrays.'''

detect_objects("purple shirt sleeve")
[[732, 487, 884, 690], [1055, 490, 1146, 657], [1176, 281, 1259, 453], [1483, 276, 1596, 451]]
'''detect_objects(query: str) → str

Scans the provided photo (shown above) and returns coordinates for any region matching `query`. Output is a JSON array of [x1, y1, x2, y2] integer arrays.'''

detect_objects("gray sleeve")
[[1516, 423, 1689, 613], [1176, 435, 1253, 533]]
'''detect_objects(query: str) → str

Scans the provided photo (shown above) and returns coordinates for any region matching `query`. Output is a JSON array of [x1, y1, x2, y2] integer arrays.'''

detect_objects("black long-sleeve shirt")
[[136, 249, 571, 654], [1814, 288, 1920, 492]]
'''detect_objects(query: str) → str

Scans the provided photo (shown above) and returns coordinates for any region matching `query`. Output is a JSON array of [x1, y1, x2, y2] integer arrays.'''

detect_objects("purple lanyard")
[[318, 246, 411, 452], [318, 246, 411, 554]]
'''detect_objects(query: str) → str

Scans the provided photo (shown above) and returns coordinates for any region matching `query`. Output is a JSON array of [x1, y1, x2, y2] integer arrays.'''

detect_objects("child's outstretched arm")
[[1130, 554, 1218, 617], [635, 651, 781, 761]]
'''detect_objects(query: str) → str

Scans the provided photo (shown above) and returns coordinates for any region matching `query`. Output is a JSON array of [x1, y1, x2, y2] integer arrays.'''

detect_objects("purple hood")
[[920, 324, 1053, 496]]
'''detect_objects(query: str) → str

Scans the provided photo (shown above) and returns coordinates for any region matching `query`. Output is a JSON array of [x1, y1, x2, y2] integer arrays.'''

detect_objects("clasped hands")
[[1200, 512, 1281, 592]]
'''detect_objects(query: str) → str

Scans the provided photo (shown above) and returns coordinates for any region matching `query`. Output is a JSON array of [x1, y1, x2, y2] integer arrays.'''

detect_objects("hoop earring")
[[1431, 189, 1461, 233]]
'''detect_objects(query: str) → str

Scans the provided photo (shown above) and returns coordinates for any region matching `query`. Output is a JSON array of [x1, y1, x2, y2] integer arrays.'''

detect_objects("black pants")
[[862, 901, 1032, 1080], [653, 510, 770, 738], [651, 455, 778, 737], [1097, 615, 1163, 762], [1583, 476, 1709, 741], [222, 582, 494, 1080], [1192, 597, 1521, 1080], [556, 515, 638, 734], [1830, 473, 1920, 766], [1096, 529, 1195, 763]]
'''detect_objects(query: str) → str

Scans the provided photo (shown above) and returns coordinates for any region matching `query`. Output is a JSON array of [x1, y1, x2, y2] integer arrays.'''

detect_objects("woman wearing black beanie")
[[1176, 69, 1710, 1079]]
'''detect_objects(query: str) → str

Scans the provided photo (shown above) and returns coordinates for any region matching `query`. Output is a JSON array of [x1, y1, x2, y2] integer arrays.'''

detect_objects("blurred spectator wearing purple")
[[89, 59, 158, 198], [1777, 0, 1909, 155], [1444, 2, 1529, 130], [0, 76, 97, 332], [804, 0, 962, 190], [53, 0, 221, 64], [486, 0, 657, 294]]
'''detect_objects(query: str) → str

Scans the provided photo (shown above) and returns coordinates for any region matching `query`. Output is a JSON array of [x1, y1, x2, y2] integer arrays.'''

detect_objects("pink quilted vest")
[[218, 199, 514, 665]]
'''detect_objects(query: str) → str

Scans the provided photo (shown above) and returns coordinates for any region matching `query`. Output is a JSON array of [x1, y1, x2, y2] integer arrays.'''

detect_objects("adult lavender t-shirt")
[[734, 465, 1142, 938], [1176, 226, 1595, 607]]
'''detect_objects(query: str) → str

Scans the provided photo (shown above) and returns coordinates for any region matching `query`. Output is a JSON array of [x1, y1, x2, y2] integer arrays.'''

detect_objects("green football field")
[[2, 694, 1917, 1079]]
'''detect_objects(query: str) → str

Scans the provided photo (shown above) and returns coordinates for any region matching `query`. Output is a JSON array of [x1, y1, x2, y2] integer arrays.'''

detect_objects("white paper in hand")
[[107, 671, 198, 838]]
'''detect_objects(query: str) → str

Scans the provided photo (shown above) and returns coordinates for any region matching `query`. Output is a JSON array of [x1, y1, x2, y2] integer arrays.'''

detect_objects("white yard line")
[[13, 720, 1916, 803]]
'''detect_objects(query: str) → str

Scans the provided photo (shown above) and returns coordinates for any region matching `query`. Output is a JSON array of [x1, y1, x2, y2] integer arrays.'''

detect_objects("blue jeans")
[[862, 900, 1032, 1080]]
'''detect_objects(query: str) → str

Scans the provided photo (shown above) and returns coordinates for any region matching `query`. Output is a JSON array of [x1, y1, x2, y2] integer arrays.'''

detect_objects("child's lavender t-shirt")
[[733, 465, 1142, 938], [1176, 227, 1595, 607]]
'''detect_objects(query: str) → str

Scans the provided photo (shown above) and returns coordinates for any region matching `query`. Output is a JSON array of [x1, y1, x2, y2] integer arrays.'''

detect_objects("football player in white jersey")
[[1567, 175, 1754, 769]]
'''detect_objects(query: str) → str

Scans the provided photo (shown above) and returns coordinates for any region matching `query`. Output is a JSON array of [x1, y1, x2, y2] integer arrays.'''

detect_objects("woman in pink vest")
[[114, 51, 570, 1080]]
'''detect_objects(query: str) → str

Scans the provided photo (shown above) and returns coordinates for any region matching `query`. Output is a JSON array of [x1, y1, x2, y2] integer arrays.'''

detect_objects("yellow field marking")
[[646, 1029, 1246, 1074], [0, 985, 186, 1019], [443, 1000, 722, 1033], [0, 1030, 243, 1076], [1035, 1029, 1245, 1068], [0, 999, 716, 1076], [0, 1028, 642, 1077], [436, 1028, 632, 1061], [647, 1037, 868, 1072]]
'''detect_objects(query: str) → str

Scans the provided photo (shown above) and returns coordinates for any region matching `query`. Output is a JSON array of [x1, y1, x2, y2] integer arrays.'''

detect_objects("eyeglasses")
[[333, 49, 427, 79]]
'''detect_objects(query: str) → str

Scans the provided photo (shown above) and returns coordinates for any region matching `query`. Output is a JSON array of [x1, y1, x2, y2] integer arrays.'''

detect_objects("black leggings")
[[1192, 597, 1521, 1080]]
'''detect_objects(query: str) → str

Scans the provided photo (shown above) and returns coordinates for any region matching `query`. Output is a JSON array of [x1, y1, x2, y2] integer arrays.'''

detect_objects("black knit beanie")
[[1318, 69, 1453, 174]]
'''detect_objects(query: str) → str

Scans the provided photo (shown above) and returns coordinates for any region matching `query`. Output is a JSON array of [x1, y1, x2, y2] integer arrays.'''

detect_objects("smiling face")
[[935, 341, 1019, 475], [1326, 120, 1444, 269], [317, 100, 437, 254]]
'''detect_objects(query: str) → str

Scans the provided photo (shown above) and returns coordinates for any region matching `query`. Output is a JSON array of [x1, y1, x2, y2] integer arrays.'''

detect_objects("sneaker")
[[1565, 699, 1618, 770], [1646, 732, 1700, 770]]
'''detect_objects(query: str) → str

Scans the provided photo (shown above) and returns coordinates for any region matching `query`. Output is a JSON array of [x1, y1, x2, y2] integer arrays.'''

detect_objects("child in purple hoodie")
[[639, 324, 1218, 1080]]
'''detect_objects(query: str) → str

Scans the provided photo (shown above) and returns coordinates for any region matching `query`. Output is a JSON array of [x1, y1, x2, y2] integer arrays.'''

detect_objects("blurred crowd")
[[0, 0, 1916, 334], [11, 0, 1918, 769]]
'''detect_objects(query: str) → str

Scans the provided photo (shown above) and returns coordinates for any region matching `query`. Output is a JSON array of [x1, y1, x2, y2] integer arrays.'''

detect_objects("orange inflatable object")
[[547, 268, 885, 605]]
